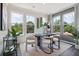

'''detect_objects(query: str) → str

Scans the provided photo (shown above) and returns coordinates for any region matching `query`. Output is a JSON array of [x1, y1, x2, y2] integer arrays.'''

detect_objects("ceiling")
[[11, 3, 75, 15]]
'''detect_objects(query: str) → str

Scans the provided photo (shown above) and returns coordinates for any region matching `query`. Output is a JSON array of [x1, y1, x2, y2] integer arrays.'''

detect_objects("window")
[[63, 12, 75, 34], [40, 17, 47, 27], [52, 8, 77, 43], [26, 16, 35, 33], [37, 18, 39, 28], [37, 17, 47, 28], [42, 17, 47, 26], [11, 12, 23, 34], [53, 16, 61, 33]]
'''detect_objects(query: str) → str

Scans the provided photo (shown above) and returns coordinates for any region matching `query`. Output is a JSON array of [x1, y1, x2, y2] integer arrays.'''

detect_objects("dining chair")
[[53, 35, 60, 49], [17, 34, 26, 56], [26, 34, 37, 51], [41, 36, 54, 54]]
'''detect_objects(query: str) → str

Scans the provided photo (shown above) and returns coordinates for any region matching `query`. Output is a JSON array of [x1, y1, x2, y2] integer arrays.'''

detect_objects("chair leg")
[[26, 43, 27, 51], [35, 38, 38, 51], [32, 44, 34, 47], [50, 38, 53, 53], [35, 44, 38, 51], [58, 40, 60, 49]]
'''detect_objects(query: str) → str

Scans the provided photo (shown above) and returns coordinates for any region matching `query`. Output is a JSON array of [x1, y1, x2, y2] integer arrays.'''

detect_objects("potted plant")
[[9, 26, 21, 47], [3, 46, 15, 56], [9, 26, 21, 37]]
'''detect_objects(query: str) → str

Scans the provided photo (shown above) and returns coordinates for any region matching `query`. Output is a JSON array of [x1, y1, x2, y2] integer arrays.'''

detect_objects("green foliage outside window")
[[27, 21, 34, 33], [54, 25, 60, 32], [54, 19, 78, 38]]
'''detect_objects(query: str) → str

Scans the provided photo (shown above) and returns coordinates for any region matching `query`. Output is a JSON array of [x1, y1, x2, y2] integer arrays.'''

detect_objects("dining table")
[[34, 33, 60, 54]]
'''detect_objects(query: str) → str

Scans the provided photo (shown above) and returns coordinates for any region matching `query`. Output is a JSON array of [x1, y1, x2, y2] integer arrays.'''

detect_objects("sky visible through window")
[[11, 12, 47, 26], [11, 12, 36, 25], [11, 12, 74, 26], [63, 12, 74, 24], [53, 16, 60, 24], [11, 12, 23, 25], [53, 12, 74, 25], [26, 16, 35, 24], [42, 17, 47, 25]]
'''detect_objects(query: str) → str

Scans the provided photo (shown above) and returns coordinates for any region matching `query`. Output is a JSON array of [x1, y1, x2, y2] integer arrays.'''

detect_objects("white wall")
[[7, 4, 48, 17], [77, 6, 79, 32], [75, 4, 79, 32], [0, 31, 7, 55]]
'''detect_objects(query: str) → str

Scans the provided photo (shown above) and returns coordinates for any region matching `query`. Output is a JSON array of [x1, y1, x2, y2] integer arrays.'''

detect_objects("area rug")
[[18, 41, 72, 56]]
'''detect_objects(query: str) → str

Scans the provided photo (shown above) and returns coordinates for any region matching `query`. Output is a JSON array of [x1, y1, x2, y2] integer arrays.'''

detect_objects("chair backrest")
[[26, 33, 36, 40], [17, 34, 26, 43]]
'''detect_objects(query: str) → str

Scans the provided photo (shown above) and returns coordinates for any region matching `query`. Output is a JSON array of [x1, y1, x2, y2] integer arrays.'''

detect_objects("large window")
[[11, 12, 23, 34], [37, 17, 47, 28], [53, 16, 61, 33], [42, 17, 47, 26], [26, 16, 35, 33], [63, 12, 75, 34]]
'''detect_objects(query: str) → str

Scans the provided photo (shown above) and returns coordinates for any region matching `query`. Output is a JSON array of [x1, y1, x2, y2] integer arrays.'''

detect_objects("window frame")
[[52, 15, 61, 33], [63, 11, 75, 32], [52, 7, 75, 34], [26, 15, 36, 33], [10, 12, 23, 34]]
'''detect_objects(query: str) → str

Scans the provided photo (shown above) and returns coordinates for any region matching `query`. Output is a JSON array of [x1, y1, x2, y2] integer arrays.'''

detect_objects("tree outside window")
[[53, 16, 61, 32], [26, 16, 35, 33], [63, 12, 75, 35], [11, 12, 23, 34]]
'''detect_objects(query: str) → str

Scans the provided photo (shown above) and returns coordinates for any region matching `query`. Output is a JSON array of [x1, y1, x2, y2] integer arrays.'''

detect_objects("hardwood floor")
[[61, 45, 79, 56], [17, 41, 73, 56], [15, 41, 79, 56]]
